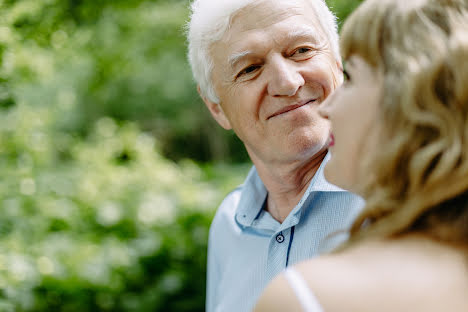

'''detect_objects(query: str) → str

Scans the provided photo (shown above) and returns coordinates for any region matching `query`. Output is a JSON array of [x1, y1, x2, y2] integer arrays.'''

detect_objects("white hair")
[[187, 0, 340, 104]]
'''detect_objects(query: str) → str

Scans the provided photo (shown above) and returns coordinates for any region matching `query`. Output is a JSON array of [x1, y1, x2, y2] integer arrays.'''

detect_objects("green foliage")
[[0, 3, 250, 309], [0, 0, 248, 163], [326, 0, 364, 28], [0, 107, 248, 310], [0, 0, 362, 310]]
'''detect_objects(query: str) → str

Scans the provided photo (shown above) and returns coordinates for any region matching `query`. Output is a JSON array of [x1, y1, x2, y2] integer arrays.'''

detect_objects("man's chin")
[[266, 139, 327, 164]]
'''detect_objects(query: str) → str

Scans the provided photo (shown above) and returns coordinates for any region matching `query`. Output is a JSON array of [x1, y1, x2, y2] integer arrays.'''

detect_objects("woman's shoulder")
[[255, 237, 468, 312], [254, 269, 308, 312]]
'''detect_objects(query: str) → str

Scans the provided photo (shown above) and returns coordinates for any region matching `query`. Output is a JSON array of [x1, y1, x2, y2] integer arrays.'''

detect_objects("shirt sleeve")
[[206, 220, 221, 312], [205, 185, 243, 312]]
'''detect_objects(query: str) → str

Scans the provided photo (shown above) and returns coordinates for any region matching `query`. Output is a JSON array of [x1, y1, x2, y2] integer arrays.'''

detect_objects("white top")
[[283, 268, 325, 312]]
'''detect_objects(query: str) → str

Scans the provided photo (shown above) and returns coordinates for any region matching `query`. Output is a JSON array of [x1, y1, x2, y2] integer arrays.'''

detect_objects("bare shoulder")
[[255, 238, 468, 312], [294, 238, 468, 312], [254, 272, 305, 312]]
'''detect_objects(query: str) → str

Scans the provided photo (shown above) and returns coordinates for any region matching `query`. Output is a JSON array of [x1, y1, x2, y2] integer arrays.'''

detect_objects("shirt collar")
[[235, 152, 347, 229], [235, 166, 268, 228]]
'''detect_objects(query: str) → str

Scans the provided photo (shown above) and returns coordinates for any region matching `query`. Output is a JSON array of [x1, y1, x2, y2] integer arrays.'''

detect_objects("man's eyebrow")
[[228, 51, 255, 69], [286, 27, 320, 43]]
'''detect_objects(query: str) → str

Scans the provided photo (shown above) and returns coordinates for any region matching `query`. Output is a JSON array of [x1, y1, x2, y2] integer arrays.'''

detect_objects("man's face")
[[205, 0, 342, 165]]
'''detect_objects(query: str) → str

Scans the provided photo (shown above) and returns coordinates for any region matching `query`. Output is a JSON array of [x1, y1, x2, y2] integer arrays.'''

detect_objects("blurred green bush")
[[0, 0, 362, 310], [0, 105, 248, 311], [0, 0, 248, 164]]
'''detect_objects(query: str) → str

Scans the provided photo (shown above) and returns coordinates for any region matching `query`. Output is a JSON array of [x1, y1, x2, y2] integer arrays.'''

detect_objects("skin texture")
[[201, 0, 342, 222], [318, 55, 381, 194]]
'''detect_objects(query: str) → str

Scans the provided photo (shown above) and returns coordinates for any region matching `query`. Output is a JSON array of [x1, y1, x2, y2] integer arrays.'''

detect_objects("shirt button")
[[276, 233, 285, 243]]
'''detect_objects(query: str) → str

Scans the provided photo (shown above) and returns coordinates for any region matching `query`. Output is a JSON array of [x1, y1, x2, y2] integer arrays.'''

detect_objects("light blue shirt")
[[206, 154, 364, 312]]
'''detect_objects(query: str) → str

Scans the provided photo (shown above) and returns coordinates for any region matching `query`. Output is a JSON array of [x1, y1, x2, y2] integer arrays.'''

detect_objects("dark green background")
[[0, 0, 362, 310]]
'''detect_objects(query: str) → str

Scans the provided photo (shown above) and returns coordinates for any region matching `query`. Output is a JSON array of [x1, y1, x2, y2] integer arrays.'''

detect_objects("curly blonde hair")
[[340, 0, 468, 247]]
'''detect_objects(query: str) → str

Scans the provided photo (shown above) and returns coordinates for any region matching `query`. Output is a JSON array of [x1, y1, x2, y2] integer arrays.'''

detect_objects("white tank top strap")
[[283, 267, 325, 312]]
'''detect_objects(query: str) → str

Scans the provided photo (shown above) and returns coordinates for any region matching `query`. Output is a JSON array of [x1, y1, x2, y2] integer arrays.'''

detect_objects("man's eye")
[[237, 65, 260, 78], [295, 47, 311, 54], [291, 47, 314, 57]]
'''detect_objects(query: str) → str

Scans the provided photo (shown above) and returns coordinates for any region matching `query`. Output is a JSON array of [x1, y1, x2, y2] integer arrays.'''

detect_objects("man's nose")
[[267, 57, 305, 97]]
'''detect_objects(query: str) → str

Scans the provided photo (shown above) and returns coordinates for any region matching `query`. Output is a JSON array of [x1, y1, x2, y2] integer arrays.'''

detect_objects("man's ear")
[[198, 86, 232, 130]]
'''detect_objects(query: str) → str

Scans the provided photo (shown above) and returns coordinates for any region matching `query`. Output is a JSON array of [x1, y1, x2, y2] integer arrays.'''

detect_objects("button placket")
[[266, 229, 291, 278]]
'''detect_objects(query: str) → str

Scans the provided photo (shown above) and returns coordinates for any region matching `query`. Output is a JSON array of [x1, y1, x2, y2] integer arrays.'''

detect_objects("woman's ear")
[[198, 86, 232, 130]]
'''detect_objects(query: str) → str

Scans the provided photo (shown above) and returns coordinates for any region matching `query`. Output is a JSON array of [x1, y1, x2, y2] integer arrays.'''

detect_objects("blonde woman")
[[255, 0, 468, 311]]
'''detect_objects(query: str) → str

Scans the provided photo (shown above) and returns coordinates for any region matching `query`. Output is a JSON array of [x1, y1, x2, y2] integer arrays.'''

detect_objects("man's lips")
[[267, 99, 317, 120]]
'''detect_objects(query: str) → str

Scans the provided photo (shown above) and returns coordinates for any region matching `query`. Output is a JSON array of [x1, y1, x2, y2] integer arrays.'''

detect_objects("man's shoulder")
[[220, 184, 244, 207], [210, 184, 244, 228]]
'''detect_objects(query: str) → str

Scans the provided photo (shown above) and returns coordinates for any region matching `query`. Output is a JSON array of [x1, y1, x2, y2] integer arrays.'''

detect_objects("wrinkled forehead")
[[208, 0, 328, 77], [227, 0, 321, 36]]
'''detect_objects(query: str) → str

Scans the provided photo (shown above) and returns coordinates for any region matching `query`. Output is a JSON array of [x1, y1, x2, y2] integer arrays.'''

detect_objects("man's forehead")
[[209, 0, 326, 75], [227, 0, 319, 34]]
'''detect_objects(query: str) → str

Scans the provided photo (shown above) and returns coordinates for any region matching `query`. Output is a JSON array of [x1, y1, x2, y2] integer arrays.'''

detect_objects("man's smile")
[[267, 98, 318, 120]]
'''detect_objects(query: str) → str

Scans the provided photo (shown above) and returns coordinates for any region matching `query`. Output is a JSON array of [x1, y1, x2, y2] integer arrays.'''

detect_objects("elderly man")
[[187, 0, 363, 311]]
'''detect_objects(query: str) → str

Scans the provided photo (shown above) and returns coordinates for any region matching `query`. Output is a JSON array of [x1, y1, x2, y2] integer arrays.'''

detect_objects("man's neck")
[[251, 149, 328, 223]]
